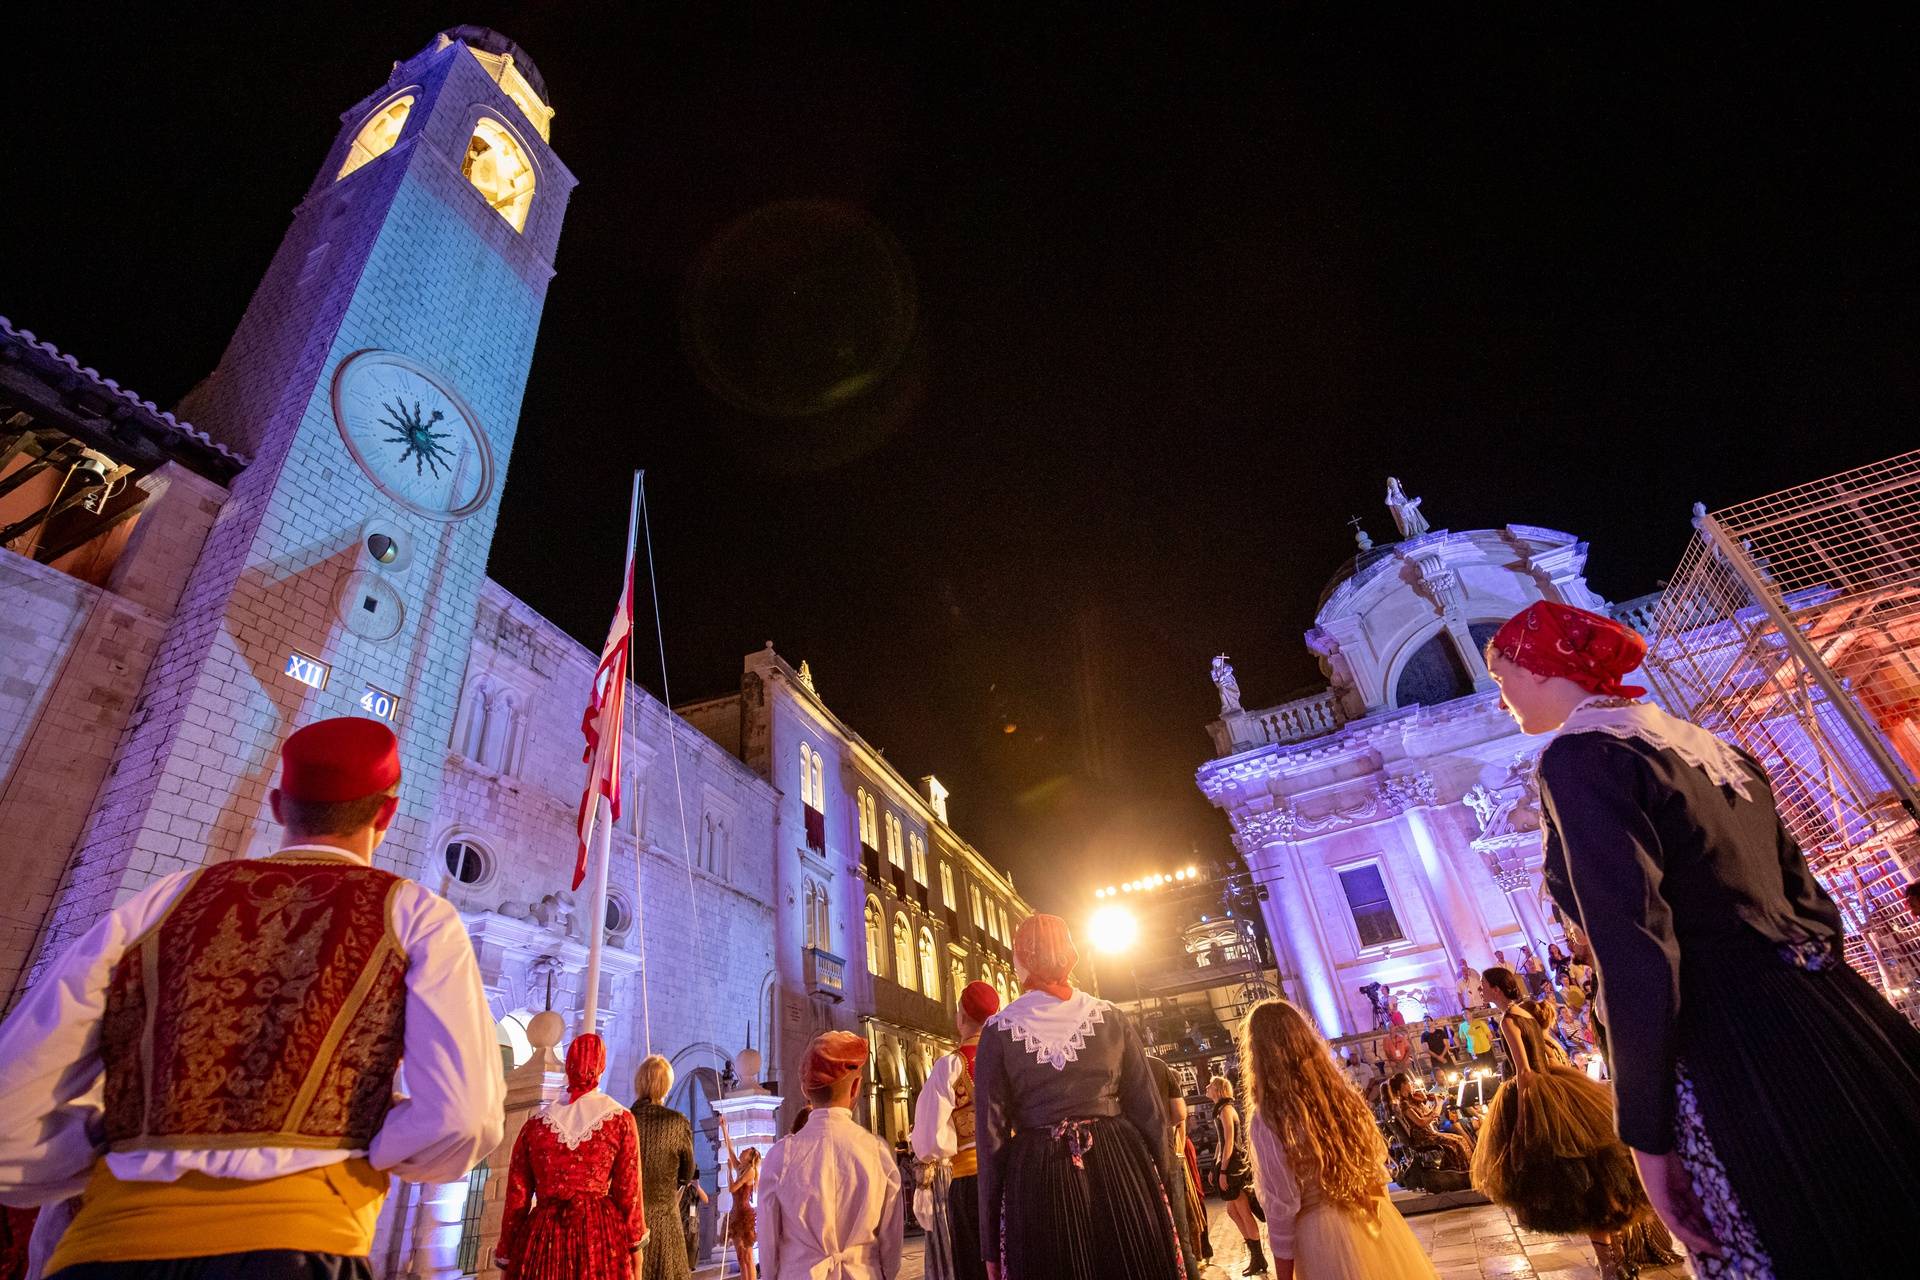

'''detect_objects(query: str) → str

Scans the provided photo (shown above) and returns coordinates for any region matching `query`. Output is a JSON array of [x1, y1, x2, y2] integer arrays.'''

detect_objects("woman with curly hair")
[[1239, 999, 1436, 1280]]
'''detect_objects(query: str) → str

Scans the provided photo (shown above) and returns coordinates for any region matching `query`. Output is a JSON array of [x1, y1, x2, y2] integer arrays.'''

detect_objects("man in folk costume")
[[758, 1032, 902, 1280], [909, 982, 1000, 1280], [495, 1033, 644, 1280], [0, 717, 504, 1280]]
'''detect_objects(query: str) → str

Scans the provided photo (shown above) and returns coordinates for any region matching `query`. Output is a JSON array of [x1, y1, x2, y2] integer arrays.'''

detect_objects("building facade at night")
[[681, 644, 1030, 1143], [0, 28, 792, 1278], [1197, 500, 1657, 1040]]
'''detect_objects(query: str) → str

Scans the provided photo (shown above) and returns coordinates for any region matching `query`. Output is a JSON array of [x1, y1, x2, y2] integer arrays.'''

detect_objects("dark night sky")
[[5, 6, 1915, 917]]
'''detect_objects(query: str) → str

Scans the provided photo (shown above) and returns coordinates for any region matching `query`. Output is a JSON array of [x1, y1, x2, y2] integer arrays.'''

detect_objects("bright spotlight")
[[1186, 865, 1198, 878], [1088, 904, 1139, 955]]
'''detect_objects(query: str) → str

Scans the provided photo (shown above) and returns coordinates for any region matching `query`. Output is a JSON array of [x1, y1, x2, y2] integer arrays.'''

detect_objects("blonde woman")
[[631, 1054, 702, 1280], [1239, 999, 1436, 1280]]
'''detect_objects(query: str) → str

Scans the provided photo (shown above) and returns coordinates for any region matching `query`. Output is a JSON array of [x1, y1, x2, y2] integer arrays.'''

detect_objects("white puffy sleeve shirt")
[[1248, 1111, 1301, 1261], [0, 847, 505, 1204]]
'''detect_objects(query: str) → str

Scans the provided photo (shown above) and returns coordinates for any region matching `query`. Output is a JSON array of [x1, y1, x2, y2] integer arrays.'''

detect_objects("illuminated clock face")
[[330, 351, 494, 520]]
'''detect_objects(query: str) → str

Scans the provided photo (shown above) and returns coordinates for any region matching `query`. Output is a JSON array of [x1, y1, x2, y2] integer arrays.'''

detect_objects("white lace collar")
[[536, 1090, 627, 1149], [1555, 698, 1756, 801], [988, 990, 1110, 1071]]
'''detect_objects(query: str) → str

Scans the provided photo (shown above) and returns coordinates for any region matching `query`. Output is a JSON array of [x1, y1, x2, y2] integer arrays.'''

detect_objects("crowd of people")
[[1, 599, 1919, 1280]]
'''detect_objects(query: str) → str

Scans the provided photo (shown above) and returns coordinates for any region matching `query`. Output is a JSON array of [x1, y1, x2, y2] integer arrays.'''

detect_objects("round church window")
[[445, 839, 491, 886]]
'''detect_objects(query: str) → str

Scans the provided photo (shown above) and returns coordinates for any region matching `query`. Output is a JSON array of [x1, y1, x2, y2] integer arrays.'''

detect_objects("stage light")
[[1089, 904, 1139, 955], [1186, 865, 1198, 878]]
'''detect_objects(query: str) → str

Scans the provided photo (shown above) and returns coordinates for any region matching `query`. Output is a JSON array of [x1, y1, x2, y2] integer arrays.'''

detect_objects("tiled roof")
[[0, 314, 249, 470]]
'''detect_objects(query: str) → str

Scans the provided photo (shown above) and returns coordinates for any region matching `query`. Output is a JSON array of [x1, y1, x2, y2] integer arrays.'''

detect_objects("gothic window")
[[799, 744, 813, 808], [885, 813, 905, 869], [338, 94, 413, 180], [909, 833, 928, 885], [1393, 630, 1475, 709], [985, 901, 1000, 943], [1337, 863, 1406, 949], [893, 914, 916, 991], [999, 905, 1011, 941], [940, 862, 956, 910], [863, 791, 878, 845], [810, 752, 824, 813], [949, 958, 967, 1009], [856, 787, 874, 846], [461, 116, 536, 232], [970, 883, 985, 928], [444, 839, 491, 887], [865, 897, 885, 976], [918, 928, 940, 1001], [452, 675, 526, 777], [453, 675, 493, 762], [814, 885, 830, 951]]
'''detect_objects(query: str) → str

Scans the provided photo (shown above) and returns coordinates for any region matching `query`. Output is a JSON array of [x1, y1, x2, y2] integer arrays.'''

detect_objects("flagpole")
[[581, 470, 642, 1037], [629, 471, 653, 1055]]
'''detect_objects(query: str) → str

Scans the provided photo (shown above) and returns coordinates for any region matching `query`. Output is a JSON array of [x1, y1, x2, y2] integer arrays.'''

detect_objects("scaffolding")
[[1642, 449, 1920, 1023]]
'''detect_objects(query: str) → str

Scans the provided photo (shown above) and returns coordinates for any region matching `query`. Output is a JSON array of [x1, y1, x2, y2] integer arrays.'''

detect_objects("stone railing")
[[1235, 689, 1343, 749], [1609, 591, 1663, 637]]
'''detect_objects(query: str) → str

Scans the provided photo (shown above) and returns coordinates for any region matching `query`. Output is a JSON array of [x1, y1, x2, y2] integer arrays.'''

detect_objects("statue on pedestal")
[[1386, 477, 1431, 540], [1210, 655, 1243, 716]]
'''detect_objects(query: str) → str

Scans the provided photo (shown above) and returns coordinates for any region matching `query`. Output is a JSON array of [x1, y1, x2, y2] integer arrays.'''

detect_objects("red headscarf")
[[1487, 601, 1648, 699], [1013, 914, 1078, 1001], [565, 1033, 607, 1103], [801, 1031, 870, 1095], [959, 980, 1001, 1026]]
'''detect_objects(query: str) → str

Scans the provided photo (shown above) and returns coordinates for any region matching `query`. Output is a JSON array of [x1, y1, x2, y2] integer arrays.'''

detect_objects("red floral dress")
[[497, 1101, 645, 1280]]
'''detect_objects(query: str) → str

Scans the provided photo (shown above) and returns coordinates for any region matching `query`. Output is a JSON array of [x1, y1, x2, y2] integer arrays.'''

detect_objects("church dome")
[[440, 26, 550, 104], [1316, 543, 1398, 612]]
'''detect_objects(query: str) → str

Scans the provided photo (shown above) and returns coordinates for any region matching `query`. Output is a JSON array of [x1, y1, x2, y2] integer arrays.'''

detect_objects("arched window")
[[804, 882, 819, 948], [865, 898, 885, 975], [886, 814, 905, 868], [940, 862, 956, 909], [909, 833, 928, 885], [893, 915, 916, 991], [1393, 630, 1476, 708], [799, 743, 814, 808], [918, 928, 940, 1001], [856, 787, 872, 845], [1000, 905, 1011, 941], [814, 886, 830, 950], [949, 958, 967, 1009], [338, 95, 413, 180], [461, 116, 536, 232], [810, 752, 824, 812]]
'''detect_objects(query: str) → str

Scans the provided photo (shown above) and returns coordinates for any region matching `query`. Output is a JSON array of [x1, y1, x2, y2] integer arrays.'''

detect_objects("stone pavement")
[[754, 1198, 1698, 1280]]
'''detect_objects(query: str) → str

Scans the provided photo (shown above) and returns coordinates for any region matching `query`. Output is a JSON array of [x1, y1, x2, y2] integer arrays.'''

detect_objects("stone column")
[[1386, 774, 1491, 969], [1235, 807, 1346, 1037]]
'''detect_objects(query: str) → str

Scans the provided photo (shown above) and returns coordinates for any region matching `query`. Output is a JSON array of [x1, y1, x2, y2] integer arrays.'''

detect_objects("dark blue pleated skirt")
[[49, 1252, 371, 1280], [1677, 942, 1920, 1279], [996, 1116, 1183, 1280]]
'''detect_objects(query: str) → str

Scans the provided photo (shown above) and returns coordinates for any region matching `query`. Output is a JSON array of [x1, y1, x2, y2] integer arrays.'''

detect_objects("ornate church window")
[[605, 893, 632, 942], [461, 116, 536, 232], [338, 95, 413, 180], [1337, 863, 1405, 949], [918, 928, 940, 1001], [865, 897, 885, 975], [893, 914, 916, 991]]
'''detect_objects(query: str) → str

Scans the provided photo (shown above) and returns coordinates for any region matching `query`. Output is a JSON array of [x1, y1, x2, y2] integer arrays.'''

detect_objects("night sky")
[[5, 6, 1914, 917]]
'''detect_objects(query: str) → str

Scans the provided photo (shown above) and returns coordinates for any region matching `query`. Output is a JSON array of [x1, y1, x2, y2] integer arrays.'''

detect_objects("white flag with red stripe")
[[574, 474, 639, 889]]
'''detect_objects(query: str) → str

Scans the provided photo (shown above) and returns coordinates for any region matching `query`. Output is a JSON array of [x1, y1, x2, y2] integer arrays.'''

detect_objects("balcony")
[[1135, 940, 1266, 997], [870, 977, 950, 1037], [804, 945, 846, 1002], [860, 845, 881, 880]]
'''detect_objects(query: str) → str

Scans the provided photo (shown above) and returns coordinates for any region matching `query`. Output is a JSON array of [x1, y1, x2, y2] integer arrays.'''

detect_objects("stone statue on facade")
[[1385, 477, 1431, 539], [530, 890, 579, 940], [1462, 784, 1517, 839], [1210, 655, 1243, 715]]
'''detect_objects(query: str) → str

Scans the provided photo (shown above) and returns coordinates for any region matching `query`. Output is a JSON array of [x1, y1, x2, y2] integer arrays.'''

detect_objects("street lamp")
[[1088, 903, 1139, 955]]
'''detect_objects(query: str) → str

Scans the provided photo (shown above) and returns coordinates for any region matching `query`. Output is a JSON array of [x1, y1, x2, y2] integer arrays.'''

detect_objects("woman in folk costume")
[[1239, 999, 1437, 1280], [1487, 600, 1920, 1279], [974, 915, 1183, 1280], [496, 1034, 645, 1280], [1471, 965, 1672, 1279]]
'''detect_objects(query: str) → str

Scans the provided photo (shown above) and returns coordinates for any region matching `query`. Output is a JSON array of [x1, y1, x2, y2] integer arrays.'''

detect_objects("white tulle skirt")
[[1289, 1195, 1437, 1280]]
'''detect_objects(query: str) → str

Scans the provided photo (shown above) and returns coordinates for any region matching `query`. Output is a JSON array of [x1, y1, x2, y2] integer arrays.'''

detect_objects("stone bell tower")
[[35, 28, 576, 970]]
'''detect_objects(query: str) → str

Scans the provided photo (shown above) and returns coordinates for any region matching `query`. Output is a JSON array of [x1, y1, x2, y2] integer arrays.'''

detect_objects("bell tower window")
[[338, 95, 414, 181], [462, 117, 536, 232]]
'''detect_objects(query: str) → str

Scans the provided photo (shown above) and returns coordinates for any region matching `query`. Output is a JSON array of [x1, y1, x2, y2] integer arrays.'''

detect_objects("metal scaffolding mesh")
[[1643, 449, 1920, 1022]]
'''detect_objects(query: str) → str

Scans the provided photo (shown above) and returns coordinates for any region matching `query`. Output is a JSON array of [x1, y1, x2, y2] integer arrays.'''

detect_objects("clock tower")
[[38, 28, 577, 965]]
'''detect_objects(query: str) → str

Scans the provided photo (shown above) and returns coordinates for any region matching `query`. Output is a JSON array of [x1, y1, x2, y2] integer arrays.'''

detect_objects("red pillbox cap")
[[280, 717, 402, 803]]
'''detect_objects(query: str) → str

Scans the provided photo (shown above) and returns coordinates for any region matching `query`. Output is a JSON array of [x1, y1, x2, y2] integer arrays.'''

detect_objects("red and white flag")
[[574, 474, 640, 889]]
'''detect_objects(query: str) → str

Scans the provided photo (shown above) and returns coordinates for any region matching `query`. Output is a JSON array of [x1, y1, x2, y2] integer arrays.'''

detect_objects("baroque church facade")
[[0, 26, 1030, 1278], [1197, 487, 1658, 1040]]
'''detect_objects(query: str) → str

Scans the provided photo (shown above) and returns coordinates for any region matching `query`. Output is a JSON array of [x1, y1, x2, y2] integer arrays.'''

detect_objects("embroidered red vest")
[[950, 1040, 980, 1177], [101, 855, 410, 1153]]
